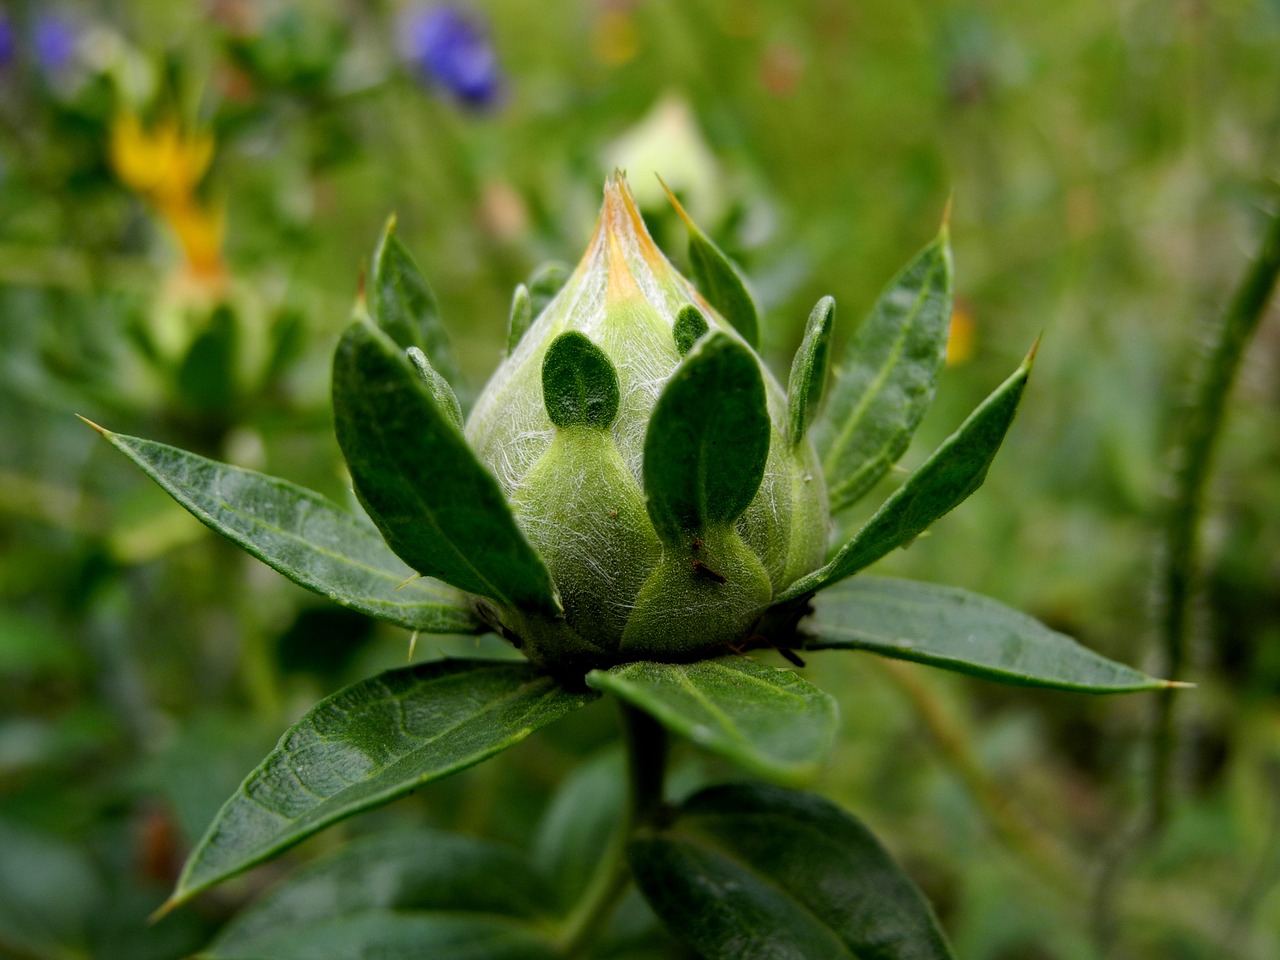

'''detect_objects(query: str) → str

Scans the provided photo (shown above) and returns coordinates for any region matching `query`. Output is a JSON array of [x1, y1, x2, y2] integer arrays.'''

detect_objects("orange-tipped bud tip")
[[76, 414, 109, 436], [1024, 334, 1043, 368], [147, 897, 180, 925], [383, 212, 398, 236], [1165, 680, 1197, 690], [656, 173, 696, 230], [941, 194, 953, 231]]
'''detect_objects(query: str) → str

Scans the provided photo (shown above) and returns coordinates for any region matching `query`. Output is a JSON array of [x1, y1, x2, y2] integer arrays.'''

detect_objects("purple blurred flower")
[[401, 5, 502, 108], [34, 15, 77, 73], [0, 17, 15, 68]]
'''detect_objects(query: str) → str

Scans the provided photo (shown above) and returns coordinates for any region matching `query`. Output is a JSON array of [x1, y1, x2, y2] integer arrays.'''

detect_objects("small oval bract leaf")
[[673, 304, 710, 356], [168, 659, 596, 907], [541, 331, 620, 429], [407, 346, 464, 428], [526, 260, 571, 318], [803, 576, 1170, 692], [507, 283, 534, 354], [787, 296, 836, 447], [642, 332, 770, 542]]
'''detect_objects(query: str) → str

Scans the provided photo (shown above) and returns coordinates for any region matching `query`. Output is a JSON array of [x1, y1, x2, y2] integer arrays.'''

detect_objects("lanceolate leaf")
[[333, 320, 560, 616], [371, 218, 457, 384], [819, 227, 953, 512], [642, 332, 770, 544], [802, 577, 1171, 692], [507, 283, 534, 353], [408, 346, 464, 428], [661, 180, 759, 348], [629, 783, 955, 960], [541, 331, 620, 429], [167, 659, 596, 908], [781, 350, 1032, 601], [209, 830, 555, 958], [787, 296, 836, 447], [585, 658, 836, 784], [86, 425, 479, 634]]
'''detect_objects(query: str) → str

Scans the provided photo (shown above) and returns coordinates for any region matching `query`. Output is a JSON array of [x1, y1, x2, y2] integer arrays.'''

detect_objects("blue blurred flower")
[[0, 17, 15, 68], [401, 5, 502, 109], [34, 15, 77, 73]]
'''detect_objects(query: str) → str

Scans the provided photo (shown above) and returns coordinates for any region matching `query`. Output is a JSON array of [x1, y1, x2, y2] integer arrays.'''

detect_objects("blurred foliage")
[[1, 0, 1278, 957]]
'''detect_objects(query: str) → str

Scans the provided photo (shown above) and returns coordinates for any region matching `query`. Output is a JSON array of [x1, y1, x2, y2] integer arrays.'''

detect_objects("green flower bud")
[[467, 174, 829, 666]]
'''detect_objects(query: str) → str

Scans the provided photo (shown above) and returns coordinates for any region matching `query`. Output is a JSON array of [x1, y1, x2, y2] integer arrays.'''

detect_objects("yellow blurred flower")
[[946, 298, 976, 365], [110, 113, 226, 285]]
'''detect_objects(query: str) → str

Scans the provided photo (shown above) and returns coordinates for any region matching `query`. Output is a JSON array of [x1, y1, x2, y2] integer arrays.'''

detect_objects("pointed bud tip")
[[76, 414, 109, 436], [1024, 334, 1043, 369], [656, 173, 696, 231]]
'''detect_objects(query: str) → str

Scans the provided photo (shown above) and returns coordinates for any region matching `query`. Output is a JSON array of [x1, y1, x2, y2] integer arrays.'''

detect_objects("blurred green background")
[[2, 0, 1279, 957]]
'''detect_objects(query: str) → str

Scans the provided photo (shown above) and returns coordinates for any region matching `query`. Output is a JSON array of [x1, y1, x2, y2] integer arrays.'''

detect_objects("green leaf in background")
[[371, 216, 457, 383], [541, 331, 621, 429], [629, 783, 955, 960], [507, 283, 534, 353], [208, 912, 558, 960], [176, 304, 239, 414], [166, 659, 596, 909], [802, 576, 1172, 692], [0, 820, 104, 959], [642, 332, 770, 543], [407, 345, 464, 428], [673, 303, 710, 356], [526, 260, 571, 318], [782, 349, 1033, 601], [585, 658, 836, 784], [85, 424, 480, 634], [333, 320, 561, 616], [787, 296, 836, 447], [532, 749, 628, 914], [209, 829, 555, 958], [818, 225, 953, 512], [661, 178, 760, 349]]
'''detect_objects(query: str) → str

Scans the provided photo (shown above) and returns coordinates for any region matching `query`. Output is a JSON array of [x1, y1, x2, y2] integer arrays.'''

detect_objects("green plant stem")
[[1152, 205, 1280, 829], [557, 703, 669, 958]]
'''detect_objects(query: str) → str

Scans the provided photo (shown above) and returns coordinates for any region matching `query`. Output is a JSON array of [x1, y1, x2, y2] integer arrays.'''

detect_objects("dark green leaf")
[[507, 283, 534, 353], [803, 576, 1171, 692], [585, 658, 836, 783], [168, 659, 595, 907], [177, 305, 238, 413], [662, 180, 759, 348], [782, 351, 1032, 600], [787, 296, 836, 447], [642, 332, 770, 543], [333, 320, 560, 616], [0, 820, 104, 957], [527, 260, 571, 318], [673, 304, 710, 356], [208, 912, 558, 960], [541, 331, 620, 429], [88, 425, 479, 634], [211, 829, 554, 957], [630, 783, 955, 960], [372, 218, 456, 383], [818, 227, 952, 512]]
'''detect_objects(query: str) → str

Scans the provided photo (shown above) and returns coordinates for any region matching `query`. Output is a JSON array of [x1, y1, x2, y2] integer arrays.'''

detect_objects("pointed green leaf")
[[507, 283, 534, 353], [782, 351, 1032, 601], [407, 346, 464, 428], [541, 331, 620, 429], [585, 658, 836, 784], [87, 425, 479, 634], [803, 576, 1171, 692], [673, 304, 710, 356], [642, 332, 770, 543], [819, 227, 953, 512], [526, 260, 570, 318], [210, 829, 555, 958], [333, 320, 560, 616], [787, 296, 836, 447], [663, 181, 759, 348], [372, 218, 457, 383], [169, 659, 596, 907], [630, 783, 955, 960]]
